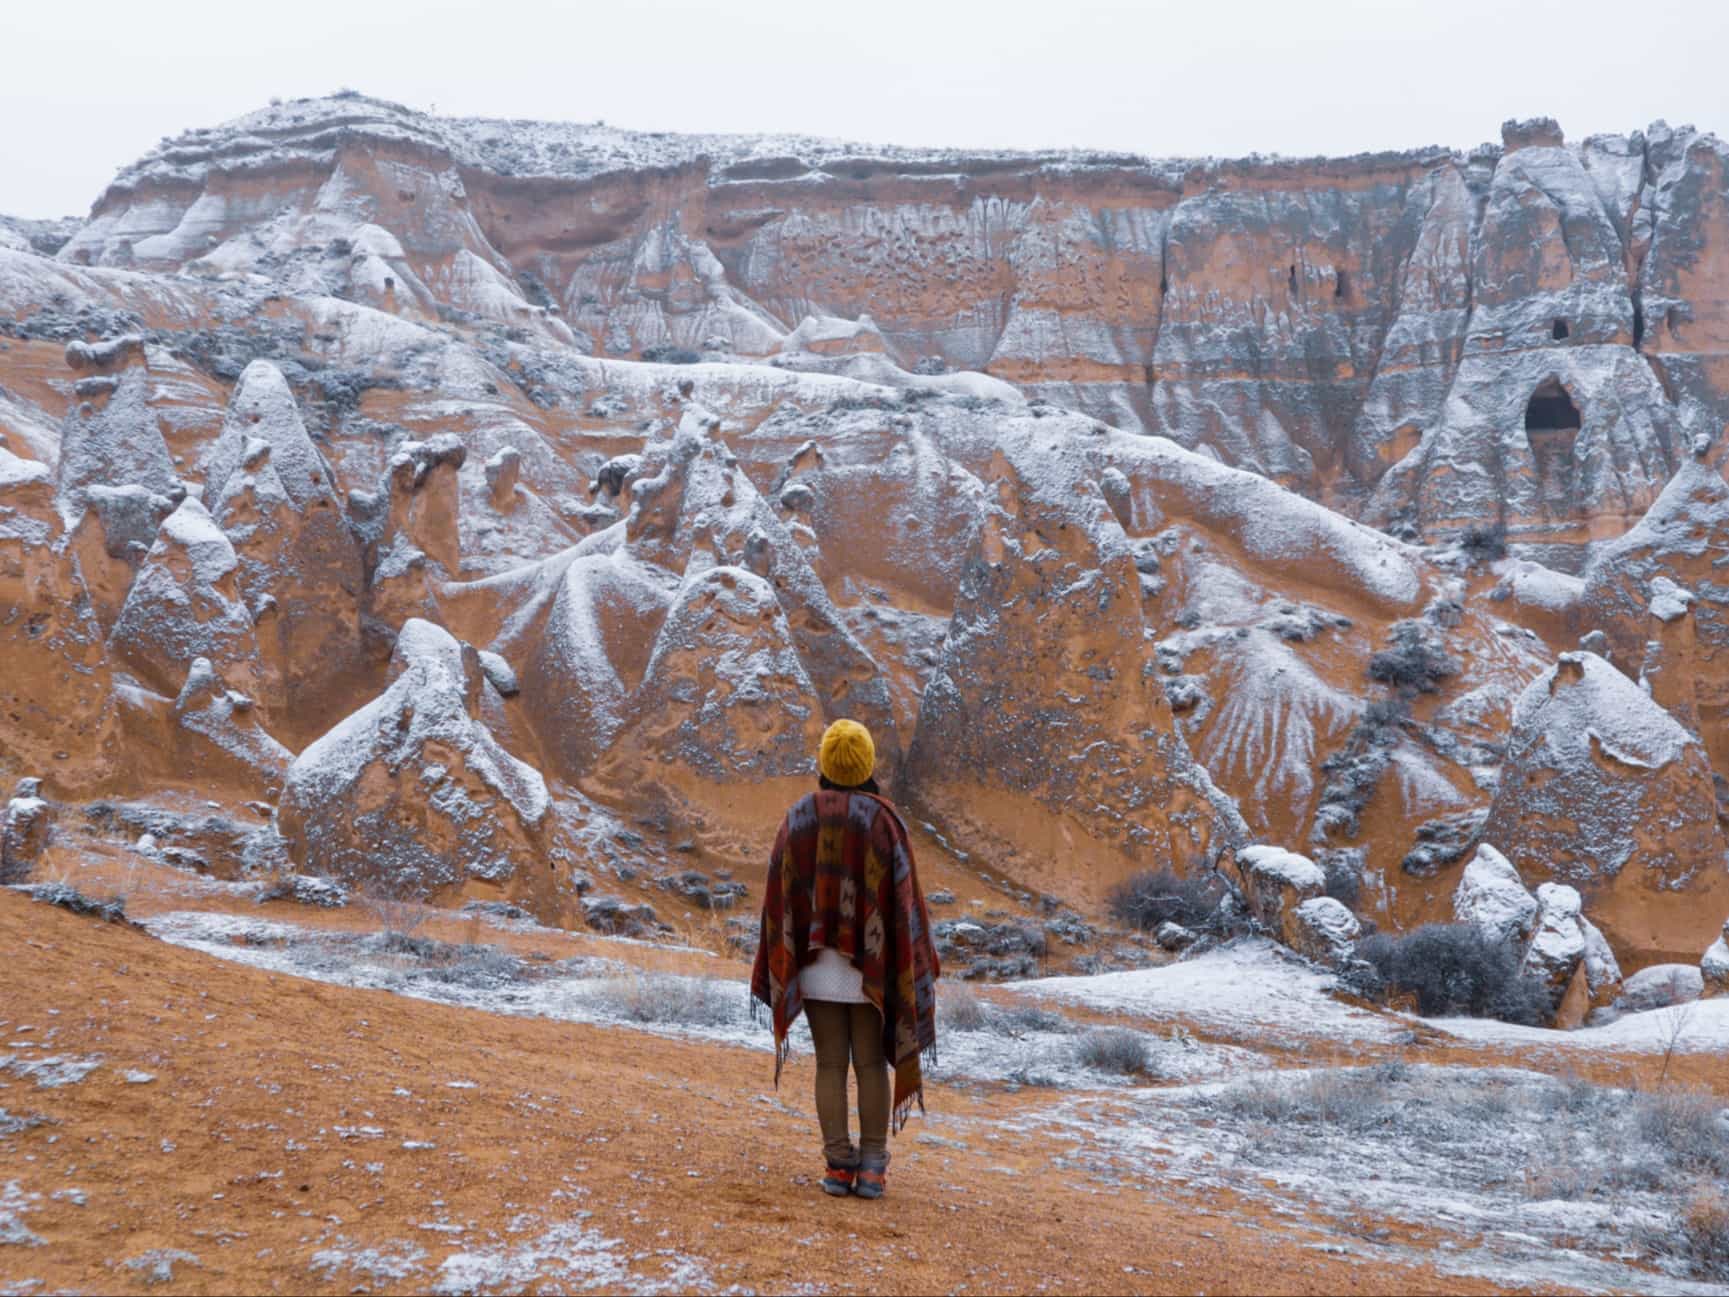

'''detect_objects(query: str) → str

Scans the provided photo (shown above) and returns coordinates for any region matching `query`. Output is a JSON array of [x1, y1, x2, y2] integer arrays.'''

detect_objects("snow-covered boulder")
[[1522, 883, 1589, 1021], [1287, 896, 1360, 967], [1701, 918, 1729, 998], [476, 649, 518, 697], [1612, 963, 1704, 1014], [1230, 845, 1326, 943], [1580, 916, 1622, 1001], [0, 779, 51, 882], [54, 367, 179, 523], [277, 619, 553, 902], [1452, 845, 1540, 947], [1480, 651, 1729, 963]]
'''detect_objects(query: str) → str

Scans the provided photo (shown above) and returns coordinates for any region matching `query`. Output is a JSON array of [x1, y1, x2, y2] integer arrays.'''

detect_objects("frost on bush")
[[589, 972, 739, 1026], [1075, 1027, 1150, 1076], [1351, 923, 1552, 1024], [1367, 619, 1460, 696]]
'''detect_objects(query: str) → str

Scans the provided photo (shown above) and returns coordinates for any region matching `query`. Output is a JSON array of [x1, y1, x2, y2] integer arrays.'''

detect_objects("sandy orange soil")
[[0, 887, 1542, 1297]]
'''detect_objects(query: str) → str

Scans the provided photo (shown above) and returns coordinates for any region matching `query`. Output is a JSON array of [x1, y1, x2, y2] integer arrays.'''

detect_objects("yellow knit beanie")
[[818, 718, 875, 787]]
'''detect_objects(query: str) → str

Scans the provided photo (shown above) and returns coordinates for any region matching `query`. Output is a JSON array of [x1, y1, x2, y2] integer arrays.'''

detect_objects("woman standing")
[[751, 719, 940, 1200]]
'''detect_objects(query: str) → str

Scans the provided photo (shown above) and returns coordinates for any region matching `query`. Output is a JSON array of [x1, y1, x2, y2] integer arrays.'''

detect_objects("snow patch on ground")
[[142, 911, 1242, 1088], [1010, 1064, 1728, 1296], [1013, 939, 1409, 1044]]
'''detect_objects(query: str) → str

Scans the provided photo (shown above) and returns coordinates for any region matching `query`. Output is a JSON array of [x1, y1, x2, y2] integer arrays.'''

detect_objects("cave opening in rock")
[[1524, 377, 1581, 432], [1551, 318, 1568, 340], [1524, 377, 1582, 515], [1633, 301, 1645, 348], [1335, 269, 1349, 301]]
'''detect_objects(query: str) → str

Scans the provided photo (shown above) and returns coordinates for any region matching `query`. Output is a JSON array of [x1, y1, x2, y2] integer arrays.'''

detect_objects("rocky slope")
[[4, 92, 1729, 1018]]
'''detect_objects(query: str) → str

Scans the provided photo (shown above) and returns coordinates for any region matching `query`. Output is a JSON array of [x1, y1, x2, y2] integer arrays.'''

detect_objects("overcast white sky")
[[3, 0, 1725, 218]]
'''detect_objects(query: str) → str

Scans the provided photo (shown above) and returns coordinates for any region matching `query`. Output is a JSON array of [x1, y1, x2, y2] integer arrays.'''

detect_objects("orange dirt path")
[[0, 890, 1525, 1296]]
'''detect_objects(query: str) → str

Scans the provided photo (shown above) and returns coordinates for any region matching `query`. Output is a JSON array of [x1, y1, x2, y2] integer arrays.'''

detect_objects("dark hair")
[[819, 773, 881, 795]]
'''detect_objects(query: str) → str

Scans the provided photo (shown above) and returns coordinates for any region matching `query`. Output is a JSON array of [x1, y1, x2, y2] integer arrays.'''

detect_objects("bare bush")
[[1368, 620, 1460, 696], [1075, 1028, 1150, 1077], [589, 973, 739, 1026], [360, 882, 432, 941], [1459, 523, 1508, 565], [1107, 869, 1226, 933], [939, 986, 1071, 1036], [1631, 1085, 1729, 1178], [1351, 923, 1551, 1024], [1672, 1187, 1729, 1281]]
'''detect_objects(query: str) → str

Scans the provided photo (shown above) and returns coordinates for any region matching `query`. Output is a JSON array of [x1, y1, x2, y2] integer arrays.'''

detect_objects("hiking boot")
[[820, 1162, 857, 1197], [853, 1164, 886, 1200]]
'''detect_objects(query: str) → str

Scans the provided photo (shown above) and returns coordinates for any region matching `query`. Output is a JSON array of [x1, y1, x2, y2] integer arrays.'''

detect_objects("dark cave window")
[[384, 275, 395, 292], [1524, 377, 1581, 432], [1633, 302, 1645, 348], [1551, 318, 1568, 340], [1335, 269, 1349, 301], [1288, 263, 1298, 295]]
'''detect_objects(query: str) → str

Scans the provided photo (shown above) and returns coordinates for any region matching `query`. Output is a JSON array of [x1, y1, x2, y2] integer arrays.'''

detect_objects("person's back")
[[750, 719, 940, 1199]]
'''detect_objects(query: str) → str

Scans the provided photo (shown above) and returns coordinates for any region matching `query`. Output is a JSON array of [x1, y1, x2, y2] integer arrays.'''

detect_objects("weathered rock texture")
[[6, 93, 1729, 975]]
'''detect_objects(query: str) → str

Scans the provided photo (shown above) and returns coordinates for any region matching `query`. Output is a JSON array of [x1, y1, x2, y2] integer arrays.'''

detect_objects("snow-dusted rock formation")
[[10, 91, 1729, 976], [1481, 651, 1729, 962], [277, 619, 555, 907]]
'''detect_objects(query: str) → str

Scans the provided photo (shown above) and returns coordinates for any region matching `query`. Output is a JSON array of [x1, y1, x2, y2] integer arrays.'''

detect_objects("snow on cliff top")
[[105, 92, 1485, 196]]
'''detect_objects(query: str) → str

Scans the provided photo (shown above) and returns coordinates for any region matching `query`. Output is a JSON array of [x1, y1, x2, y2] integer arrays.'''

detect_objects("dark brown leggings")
[[805, 999, 890, 1167]]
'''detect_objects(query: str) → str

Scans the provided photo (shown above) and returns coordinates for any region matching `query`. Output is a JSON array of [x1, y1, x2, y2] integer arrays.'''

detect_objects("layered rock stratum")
[[6, 92, 1729, 1011]]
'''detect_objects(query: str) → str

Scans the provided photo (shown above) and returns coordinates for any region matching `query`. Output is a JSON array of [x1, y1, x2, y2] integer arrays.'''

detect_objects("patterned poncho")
[[750, 789, 940, 1128]]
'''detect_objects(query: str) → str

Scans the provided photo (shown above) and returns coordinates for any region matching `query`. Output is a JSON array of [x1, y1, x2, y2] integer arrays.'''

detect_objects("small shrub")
[[360, 882, 431, 940], [1368, 620, 1460, 696], [1320, 852, 1362, 910], [939, 985, 990, 1032], [422, 944, 521, 988], [1458, 524, 1508, 565], [938, 986, 1070, 1035], [590, 973, 738, 1026], [1631, 1086, 1729, 1177], [27, 881, 127, 924], [1075, 1028, 1150, 1077], [1676, 1187, 1729, 1280], [1107, 869, 1225, 933], [1352, 923, 1551, 1024], [641, 345, 701, 365]]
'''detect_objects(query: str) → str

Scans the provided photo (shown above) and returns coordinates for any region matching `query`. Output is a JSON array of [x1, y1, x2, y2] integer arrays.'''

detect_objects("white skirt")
[[800, 946, 867, 1003]]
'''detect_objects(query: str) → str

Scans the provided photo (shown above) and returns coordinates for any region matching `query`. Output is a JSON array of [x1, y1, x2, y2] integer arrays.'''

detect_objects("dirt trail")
[[0, 889, 1526, 1296]]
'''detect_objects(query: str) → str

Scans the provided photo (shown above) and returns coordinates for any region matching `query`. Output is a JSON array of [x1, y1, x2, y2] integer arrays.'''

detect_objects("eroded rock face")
[[907, 444, 1246, 902], [0, 779, 51, 882], [1481, 651, 1729, 963], [277, 619, 554, 904], [18, 93, 1729, 987], [109, 498, 263, 698], [172, 656, 291, 795], [205, 361, 366, 739], [0, 445, 115, 786]]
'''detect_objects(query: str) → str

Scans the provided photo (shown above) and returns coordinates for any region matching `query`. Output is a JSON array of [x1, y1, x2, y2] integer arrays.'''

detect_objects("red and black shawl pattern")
[[750, 790, 940, 1128]]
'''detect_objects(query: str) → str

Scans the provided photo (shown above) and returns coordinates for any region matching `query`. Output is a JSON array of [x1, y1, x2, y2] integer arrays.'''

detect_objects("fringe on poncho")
[[750, 789, 940, 1130]]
